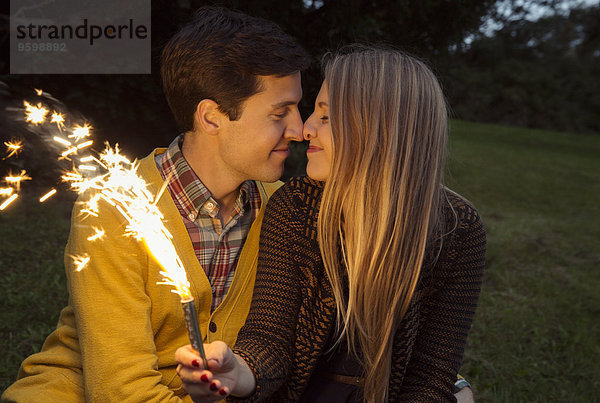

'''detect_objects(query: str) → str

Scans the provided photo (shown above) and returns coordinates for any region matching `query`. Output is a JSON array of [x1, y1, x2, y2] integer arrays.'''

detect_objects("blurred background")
[[0, 0, 598, 400]]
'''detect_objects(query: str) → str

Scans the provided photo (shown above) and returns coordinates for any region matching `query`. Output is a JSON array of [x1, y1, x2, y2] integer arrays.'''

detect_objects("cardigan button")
[[209, 321, 217, 333]]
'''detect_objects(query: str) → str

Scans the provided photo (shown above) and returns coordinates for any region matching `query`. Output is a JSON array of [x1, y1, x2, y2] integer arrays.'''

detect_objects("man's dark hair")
[[161, 7, 311, 132]]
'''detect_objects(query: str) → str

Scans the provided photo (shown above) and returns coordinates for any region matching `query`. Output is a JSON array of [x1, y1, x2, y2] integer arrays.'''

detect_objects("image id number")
[[17, 42, 67, 52]]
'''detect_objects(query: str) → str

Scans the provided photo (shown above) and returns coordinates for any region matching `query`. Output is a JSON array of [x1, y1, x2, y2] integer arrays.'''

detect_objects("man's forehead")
[[255, 73, 302, 104]]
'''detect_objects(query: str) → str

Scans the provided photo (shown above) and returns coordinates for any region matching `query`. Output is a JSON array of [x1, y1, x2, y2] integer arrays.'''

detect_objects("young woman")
[[175, 46, 486, 402]]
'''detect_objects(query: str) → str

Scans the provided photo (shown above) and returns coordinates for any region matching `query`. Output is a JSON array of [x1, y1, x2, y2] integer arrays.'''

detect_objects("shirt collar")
[[159, 134, 255, 222]]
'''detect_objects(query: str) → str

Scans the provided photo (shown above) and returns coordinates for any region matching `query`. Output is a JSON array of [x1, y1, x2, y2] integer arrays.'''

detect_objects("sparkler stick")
[[181, 298, 209, 369]]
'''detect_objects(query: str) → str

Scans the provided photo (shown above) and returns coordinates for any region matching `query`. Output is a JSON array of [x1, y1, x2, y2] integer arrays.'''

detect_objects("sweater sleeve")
[[231, 182, 306, 401], [394, 202, 486, 402], [65, 197, 185, 403]]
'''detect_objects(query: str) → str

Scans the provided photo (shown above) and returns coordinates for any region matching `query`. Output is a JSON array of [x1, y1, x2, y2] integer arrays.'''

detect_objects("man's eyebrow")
[[271, 100, 297, 109], [318, 101, 328, 108]]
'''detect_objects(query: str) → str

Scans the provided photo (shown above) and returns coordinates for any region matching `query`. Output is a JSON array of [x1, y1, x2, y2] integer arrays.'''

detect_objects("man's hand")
[[175, 342, 255, 402]]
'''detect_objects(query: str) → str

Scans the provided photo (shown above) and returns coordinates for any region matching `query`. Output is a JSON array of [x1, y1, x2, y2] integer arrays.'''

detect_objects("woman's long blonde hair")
[[318, 46, 448, 402]]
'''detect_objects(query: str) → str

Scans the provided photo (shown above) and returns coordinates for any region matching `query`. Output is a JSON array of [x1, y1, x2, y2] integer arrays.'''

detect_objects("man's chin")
[[253, 165, 284, 183]]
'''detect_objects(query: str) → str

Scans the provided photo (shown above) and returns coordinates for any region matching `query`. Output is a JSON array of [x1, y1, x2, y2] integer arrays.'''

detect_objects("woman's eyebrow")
[[318, 101, 328, 108]]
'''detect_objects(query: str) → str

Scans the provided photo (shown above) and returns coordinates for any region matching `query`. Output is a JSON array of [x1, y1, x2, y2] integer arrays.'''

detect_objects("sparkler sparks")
[[69, 124, 92, 142], [5, 170, 32, 192], [4, 140, 23, 159], [71, 254, 91, 272], [63, 144, 192, 298], [10, 89, 205, 362], [87, 227, 105, 241], [39, 189, 57, 202], [35, 88, 43, 96], [51, 112, 65, 130], [53, 136, 72, 147], [76, 140, 93, 150], [61, 146, 79, 158], [0, 194, 18, 210], [24, 101, 48, 125]]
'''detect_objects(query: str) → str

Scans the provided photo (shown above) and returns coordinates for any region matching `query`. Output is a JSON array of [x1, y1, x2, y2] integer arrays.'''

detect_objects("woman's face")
[[303, 82, 333, 181]]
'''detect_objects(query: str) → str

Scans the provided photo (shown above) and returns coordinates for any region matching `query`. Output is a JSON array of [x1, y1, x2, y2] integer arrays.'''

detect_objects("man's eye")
[[273, 111, 288, 119]]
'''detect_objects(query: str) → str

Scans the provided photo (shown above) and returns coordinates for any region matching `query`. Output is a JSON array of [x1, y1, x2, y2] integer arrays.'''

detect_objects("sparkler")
[[6, 88, 209, 367], [4, 140, 23, 159], [63, 144, 207, 368]]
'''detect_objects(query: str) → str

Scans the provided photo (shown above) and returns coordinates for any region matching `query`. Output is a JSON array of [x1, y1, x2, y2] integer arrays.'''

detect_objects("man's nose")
[[284, 108, 304, 142]]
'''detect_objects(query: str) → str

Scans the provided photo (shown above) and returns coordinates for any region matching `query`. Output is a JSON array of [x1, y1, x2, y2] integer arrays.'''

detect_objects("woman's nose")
[[303, 118, 315, 141]]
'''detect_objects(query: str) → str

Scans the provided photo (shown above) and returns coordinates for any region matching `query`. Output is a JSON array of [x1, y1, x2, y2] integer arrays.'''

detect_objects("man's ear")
[[194, 99, 224, 135]]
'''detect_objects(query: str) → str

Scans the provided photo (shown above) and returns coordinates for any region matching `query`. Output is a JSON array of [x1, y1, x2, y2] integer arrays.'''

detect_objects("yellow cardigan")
[[2, 149, 281, 403]]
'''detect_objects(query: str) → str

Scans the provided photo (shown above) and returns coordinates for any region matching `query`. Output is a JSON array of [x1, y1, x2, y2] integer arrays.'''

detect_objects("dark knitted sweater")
[[233, 176, 486, 402]]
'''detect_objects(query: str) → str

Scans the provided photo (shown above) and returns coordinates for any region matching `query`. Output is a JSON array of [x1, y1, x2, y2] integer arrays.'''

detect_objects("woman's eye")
[[320, 116, 329, 122]]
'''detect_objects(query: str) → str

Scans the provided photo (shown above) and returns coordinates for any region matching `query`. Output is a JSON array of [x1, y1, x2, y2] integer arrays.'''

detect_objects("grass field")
[[1, 120, 598, 400]]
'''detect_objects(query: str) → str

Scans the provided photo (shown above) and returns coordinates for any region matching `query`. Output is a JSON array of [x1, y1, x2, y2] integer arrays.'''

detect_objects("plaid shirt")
[[157, 135, 261, 312]]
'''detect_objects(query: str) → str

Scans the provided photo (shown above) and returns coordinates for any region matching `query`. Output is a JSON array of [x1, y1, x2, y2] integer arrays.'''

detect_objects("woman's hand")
[[175, 341, 256, 402]]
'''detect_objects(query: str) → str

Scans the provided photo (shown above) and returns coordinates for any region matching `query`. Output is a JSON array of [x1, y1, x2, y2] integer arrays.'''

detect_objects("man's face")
[[217, 72, 303, 183]]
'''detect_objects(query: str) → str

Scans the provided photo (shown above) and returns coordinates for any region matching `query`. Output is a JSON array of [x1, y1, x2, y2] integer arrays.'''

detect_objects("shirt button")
[[188, 213, 195, 221], [209, 321, 217, 333], [206, 202, 215, 210]]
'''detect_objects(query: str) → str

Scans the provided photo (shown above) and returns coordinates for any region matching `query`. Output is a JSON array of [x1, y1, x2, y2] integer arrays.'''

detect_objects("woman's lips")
[[307, 146, 322, 154]]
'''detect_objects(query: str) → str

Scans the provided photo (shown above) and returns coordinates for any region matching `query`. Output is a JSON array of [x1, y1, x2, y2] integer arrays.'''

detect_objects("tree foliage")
[[445, 4, 599, 133]]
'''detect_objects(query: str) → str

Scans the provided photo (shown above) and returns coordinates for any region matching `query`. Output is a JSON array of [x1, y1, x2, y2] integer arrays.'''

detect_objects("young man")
[[2, 7, 310, 402]]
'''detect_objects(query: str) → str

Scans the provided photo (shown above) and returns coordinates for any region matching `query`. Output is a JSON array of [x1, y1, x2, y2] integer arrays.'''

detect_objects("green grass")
[[1, 120, 598, 400], [446, 120, 599, 402], [0, 193, 73, 390]]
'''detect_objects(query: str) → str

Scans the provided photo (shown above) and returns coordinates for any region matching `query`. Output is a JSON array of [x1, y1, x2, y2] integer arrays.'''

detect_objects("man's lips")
[[272, 148, 290, 157], [307, 145, 322, 153]]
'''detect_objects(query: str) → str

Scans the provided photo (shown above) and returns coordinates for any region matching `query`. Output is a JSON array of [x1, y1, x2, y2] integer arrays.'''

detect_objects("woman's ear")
[[193, 99, 223, 135]]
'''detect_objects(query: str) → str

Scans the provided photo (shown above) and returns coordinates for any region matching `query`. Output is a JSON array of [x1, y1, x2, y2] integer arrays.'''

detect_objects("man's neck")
[[181, 132, 246, 225]]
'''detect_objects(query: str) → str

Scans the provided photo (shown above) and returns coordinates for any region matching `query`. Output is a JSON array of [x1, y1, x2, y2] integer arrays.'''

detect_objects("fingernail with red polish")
[[191, 359, 200, 368], [201, 374, 209, 383], [210, 382, 218, 391], [219, 389, 227, 396]]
